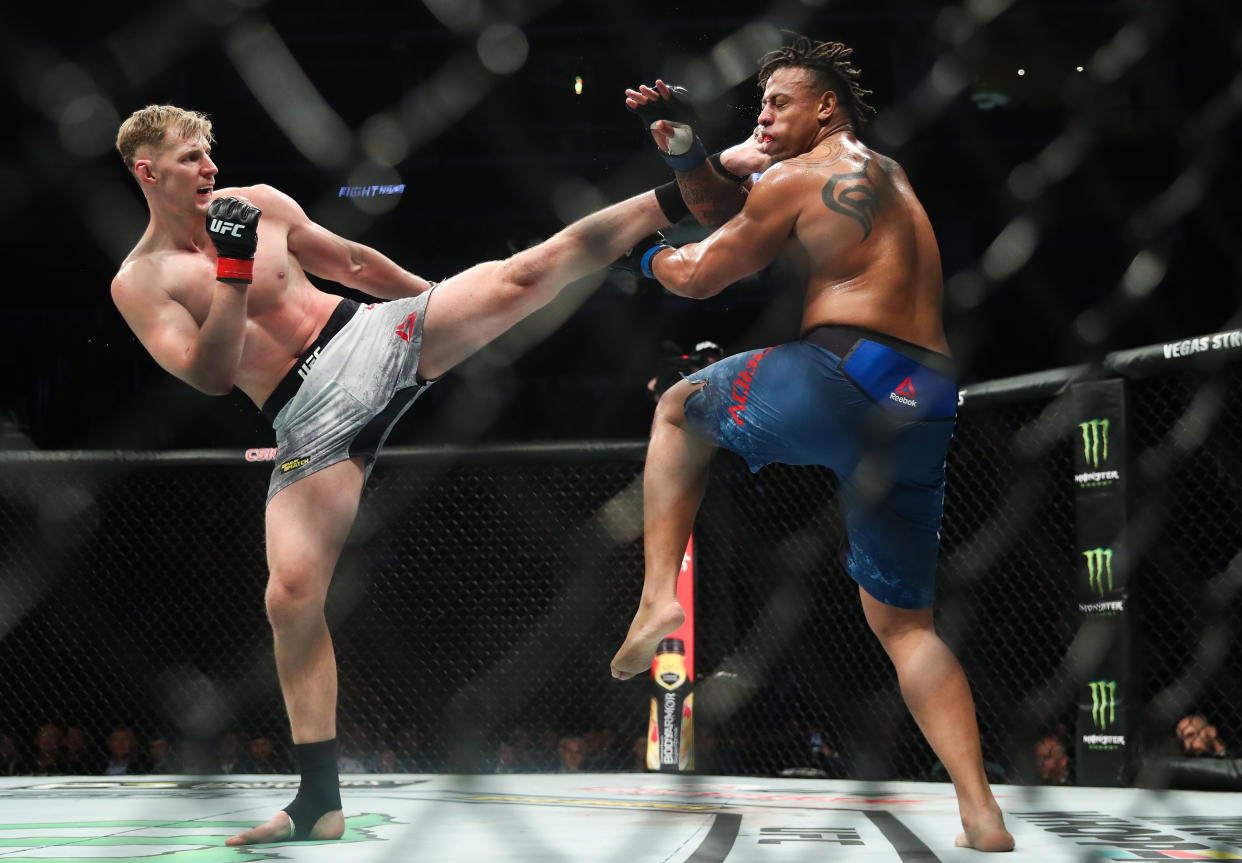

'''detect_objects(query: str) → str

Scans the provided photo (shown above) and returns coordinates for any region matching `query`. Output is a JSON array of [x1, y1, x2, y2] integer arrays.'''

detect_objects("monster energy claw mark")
[[1083, 548, 1113, 597], [1079, 418, 1110, 467], [1089, 680, 1117, 730]]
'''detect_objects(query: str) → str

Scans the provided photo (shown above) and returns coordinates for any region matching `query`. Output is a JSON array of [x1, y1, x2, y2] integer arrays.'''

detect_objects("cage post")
[[1072, 379, 1137, 785]]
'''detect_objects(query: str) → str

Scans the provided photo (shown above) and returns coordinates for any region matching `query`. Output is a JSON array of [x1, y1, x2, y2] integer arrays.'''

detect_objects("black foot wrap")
[[282, 739, 342, 840]]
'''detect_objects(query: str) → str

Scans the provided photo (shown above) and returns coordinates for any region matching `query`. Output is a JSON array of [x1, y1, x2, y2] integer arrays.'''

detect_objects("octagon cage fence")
[[1, 330, 1239, 789]]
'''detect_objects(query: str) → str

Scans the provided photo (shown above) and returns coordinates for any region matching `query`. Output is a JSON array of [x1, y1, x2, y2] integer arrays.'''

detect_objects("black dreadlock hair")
[[757, 34, 877, 131]]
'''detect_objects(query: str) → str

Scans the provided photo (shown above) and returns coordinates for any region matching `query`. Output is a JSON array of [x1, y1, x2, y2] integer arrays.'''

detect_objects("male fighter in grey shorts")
[[112, 104, 717, 845]]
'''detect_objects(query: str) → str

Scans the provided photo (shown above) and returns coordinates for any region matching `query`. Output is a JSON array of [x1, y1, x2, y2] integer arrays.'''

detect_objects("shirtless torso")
[[779, 137, 948, 354], [649, 66, 948, 357], [112, 175, 423, 408]]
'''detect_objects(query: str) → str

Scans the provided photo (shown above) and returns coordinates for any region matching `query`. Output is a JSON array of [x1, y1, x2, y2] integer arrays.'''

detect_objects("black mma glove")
[[630, 84, 707, 173], [206, 196, 261, 285], [611, 231, 673, 279]]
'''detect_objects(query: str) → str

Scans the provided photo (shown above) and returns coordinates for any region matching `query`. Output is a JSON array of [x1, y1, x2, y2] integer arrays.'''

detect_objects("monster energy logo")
[[1083, 679, 1126, 747], [1083, 548, 1113, 597], [1089, 680, 1117, 729], [1075, 417, 1121, 486], [1079, 418, 1110, 467]]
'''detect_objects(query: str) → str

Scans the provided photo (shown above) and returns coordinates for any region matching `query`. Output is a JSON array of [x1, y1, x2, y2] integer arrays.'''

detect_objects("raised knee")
[[653, 378, 704, 427]]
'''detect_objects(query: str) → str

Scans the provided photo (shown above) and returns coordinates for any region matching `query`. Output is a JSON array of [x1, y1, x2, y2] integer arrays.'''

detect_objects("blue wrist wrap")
[[640, 244, 672, 280], [659, 136, 707, 173]]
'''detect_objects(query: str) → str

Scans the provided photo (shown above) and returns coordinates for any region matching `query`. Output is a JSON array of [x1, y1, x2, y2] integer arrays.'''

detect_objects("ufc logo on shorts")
[[209, 219, 245, 237], [297, 346, 322, 379]]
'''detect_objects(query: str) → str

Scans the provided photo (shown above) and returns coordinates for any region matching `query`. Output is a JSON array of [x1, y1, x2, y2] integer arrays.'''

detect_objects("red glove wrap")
[[216, 258, 254, 283]]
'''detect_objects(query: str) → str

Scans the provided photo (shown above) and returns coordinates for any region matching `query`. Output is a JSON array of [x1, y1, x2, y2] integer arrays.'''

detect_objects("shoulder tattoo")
[[820, 141, 848, 166], [820, 157, 877, 241], [788, 141, 848, 169]]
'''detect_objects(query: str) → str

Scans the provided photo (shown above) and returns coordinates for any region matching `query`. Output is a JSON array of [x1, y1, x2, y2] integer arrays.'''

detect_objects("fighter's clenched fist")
[[207, 196, 261, 285]]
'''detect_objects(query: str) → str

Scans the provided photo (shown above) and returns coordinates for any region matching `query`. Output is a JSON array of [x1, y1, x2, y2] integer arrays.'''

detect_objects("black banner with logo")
[[1072, 379, 1136, 785], [1075, 618, 1134, 784]]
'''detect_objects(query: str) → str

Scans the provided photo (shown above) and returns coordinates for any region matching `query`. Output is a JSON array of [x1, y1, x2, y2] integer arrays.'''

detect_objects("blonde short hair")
[[115, 105, 214, 171]]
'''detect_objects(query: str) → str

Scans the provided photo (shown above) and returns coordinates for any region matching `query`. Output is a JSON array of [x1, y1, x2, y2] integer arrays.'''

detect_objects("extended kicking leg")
[[416, 190, 669, 380]]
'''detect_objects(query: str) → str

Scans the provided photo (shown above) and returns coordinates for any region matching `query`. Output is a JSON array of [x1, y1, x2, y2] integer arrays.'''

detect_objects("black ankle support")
[[282, 739, 342, 840]]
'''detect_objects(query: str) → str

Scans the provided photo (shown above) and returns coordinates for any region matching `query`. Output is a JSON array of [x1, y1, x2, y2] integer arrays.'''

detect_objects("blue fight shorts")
[[682, 325, 957, 609]]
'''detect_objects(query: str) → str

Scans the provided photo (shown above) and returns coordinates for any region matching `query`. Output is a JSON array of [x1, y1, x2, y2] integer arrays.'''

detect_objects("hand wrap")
[[611, 231, 672, 279], [630, 84, 707, 172]]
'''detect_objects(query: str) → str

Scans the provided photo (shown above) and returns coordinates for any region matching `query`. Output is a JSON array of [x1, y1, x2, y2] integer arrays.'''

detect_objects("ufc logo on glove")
[[209, 219, 246, 237]]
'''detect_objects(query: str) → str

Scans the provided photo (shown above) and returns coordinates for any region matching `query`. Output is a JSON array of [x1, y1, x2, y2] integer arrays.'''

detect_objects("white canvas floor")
[[0, 772, 1238, 861]]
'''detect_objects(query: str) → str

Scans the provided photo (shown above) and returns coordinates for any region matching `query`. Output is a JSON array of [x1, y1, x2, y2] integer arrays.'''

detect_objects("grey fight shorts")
[[261, 291, 436, 503]]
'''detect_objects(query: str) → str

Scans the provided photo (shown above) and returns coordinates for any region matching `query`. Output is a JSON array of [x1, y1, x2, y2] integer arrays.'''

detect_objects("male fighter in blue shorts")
[[609, 35, 1015, 852]]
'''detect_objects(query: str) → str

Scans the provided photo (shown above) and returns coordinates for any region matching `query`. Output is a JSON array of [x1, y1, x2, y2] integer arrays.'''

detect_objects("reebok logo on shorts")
[[279, 456, 311, 473], [890, 376, 918, 407], [395, 311, 418, 343]]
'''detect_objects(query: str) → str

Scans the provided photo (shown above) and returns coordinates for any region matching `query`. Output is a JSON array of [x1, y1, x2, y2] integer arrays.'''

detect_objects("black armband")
[[708, 151, 748, 184], [654, 180, 691, 224]]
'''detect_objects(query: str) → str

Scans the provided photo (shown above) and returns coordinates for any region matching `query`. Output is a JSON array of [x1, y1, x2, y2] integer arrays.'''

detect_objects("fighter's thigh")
[[264, 456, 367, 585], [840, 478, 942, 611], [417, 255, 560, 380]]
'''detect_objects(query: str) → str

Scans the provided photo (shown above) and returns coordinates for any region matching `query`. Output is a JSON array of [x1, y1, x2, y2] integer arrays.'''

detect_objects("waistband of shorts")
[[260, 297, 361, 424], [801, 324, 955, 376]]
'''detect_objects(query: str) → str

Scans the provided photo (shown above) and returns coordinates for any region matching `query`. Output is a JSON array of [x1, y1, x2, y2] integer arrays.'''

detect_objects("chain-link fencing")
[[0, 0, 1239, 807], [1, 336, 1238, 784]]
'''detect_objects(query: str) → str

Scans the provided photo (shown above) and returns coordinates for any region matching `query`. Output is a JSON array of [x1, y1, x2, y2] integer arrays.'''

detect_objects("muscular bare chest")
[[170, 232, 325, 366]]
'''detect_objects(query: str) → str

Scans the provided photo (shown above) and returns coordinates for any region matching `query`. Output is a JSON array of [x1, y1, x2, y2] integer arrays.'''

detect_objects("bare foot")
[[225, 808, 345, 845], [954, 806, 1014, 852], [610, 600, 685, 679]]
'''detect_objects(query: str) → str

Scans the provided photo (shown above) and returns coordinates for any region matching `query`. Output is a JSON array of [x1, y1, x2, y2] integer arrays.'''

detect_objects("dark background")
[[2, 0, 1238, 451]]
